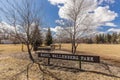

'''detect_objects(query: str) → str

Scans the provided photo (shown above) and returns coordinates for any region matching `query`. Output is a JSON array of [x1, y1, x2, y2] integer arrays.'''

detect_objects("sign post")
[[79, 60, 81, 70], [37, 52, 100, 69], [48, 58, 50, 65]]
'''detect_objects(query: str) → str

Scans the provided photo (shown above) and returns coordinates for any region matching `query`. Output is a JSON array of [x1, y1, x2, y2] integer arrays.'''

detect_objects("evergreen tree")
[[118, 33, 120, 43], [101, 34, 105, 43], [45, 27, 53, 46], [99, 34, 103, 43], [104, 34, 108, 43], [95, 35, 99, 44], [106, 34, 112, 44], [87, 38, 93, 44], [31, 26, 42, 50], [111, 33, 117, 44], [82, 32, 120, 44]]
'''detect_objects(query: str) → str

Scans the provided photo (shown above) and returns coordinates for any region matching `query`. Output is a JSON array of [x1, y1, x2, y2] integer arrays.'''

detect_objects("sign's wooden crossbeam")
[[38, 52, 100, 63], [37, 52, 100, 69]]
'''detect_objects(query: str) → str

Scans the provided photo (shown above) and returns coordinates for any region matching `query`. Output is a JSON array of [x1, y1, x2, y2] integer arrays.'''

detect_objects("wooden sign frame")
[[37, 52, 100, 69]]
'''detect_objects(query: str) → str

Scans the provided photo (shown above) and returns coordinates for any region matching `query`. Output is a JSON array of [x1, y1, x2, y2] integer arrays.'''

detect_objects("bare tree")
[[55, 26, 72, 49], [57, 0, 97, 54], [0, 0, 43, 62], [0, 1, 61, 80]]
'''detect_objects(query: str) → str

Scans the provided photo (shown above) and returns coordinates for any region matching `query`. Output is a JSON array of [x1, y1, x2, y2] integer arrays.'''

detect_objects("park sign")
[[38, 53, 100, 63], [37, 52, 100, 69]]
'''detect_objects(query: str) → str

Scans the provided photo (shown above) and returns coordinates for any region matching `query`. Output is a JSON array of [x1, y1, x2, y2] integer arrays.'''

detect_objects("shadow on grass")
[[0, 50, 4, 52], [61, 49, 120, 67], [5, 61, 120, 80], [43, 63, 120, 79]]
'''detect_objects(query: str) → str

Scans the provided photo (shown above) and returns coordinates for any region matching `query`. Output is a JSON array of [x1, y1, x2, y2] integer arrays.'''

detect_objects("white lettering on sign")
[[38, 53, 100, 63], [81, 56, 94, 61], [40, 53, 50, 57], [51, 54, 78, 60]]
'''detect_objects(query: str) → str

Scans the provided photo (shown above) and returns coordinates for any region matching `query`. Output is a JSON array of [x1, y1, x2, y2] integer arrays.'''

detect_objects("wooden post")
[[79, 56, 82, 70], [21, 43, 24, 52], [48, 58, 50, 65], [79, 60, 81, 70]]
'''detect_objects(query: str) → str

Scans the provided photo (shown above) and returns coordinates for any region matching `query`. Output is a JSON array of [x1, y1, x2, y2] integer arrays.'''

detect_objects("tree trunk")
[[71, 35, 74, 54], [27, 44, 34, 62], [74, 43, 78, 54], [72, 32, 76, 54], [21, 43, 24, 52], [71, 42, 74, 53], [72, 40, 76, 54]]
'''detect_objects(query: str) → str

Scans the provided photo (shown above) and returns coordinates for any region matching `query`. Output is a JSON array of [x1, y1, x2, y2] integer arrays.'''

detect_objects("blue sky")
[[43, 0, 59, 27], [0, 0, 120, 34], [98, 0, 120, 32], [43, 0, 120, 33]]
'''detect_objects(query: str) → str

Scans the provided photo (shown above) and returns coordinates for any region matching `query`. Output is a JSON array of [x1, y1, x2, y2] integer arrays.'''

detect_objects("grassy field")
[[61, 43, 120, 61], [0, 44, 120, 80], [0, 44, 120, 61], [0, 44, 27, 54]]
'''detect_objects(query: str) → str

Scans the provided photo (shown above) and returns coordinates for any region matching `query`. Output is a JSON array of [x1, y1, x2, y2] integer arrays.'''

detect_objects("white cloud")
[[0, 21, 15, 32], [97, 31, 106, 34], [51, 26, 63, 32], [48, 0, 117, 27], [48, 0, 66, 5], [0, 21, 24, 34], [43, 26, 63, 33], [58, 0, 97, 19], [48, 0, 118, 36], [55, 19, 65, 25], [107, 28, 120, 33], [48, 0, 115, 6], [104, 22, 117, 27], [91, 6, 118, 27], [93, 6, 117, 23], [98, 0, 115, 4]]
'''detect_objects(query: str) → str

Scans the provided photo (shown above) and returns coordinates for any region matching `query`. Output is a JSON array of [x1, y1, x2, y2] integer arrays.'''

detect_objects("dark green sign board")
[[38, 53, 100, 63], [37, 52, 100, 69]]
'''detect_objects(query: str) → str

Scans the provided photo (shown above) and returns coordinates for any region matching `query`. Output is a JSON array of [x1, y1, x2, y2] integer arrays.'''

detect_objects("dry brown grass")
[[0, 44, 120, 80], [61, 43, 120, 61], [0, 54, 120, 80], [0, 44, 120, 61], [0, 44, 27, 54]]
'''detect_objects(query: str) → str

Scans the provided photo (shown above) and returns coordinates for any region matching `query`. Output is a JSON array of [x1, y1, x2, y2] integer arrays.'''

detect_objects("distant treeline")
[[82, 33, 120, 44]]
